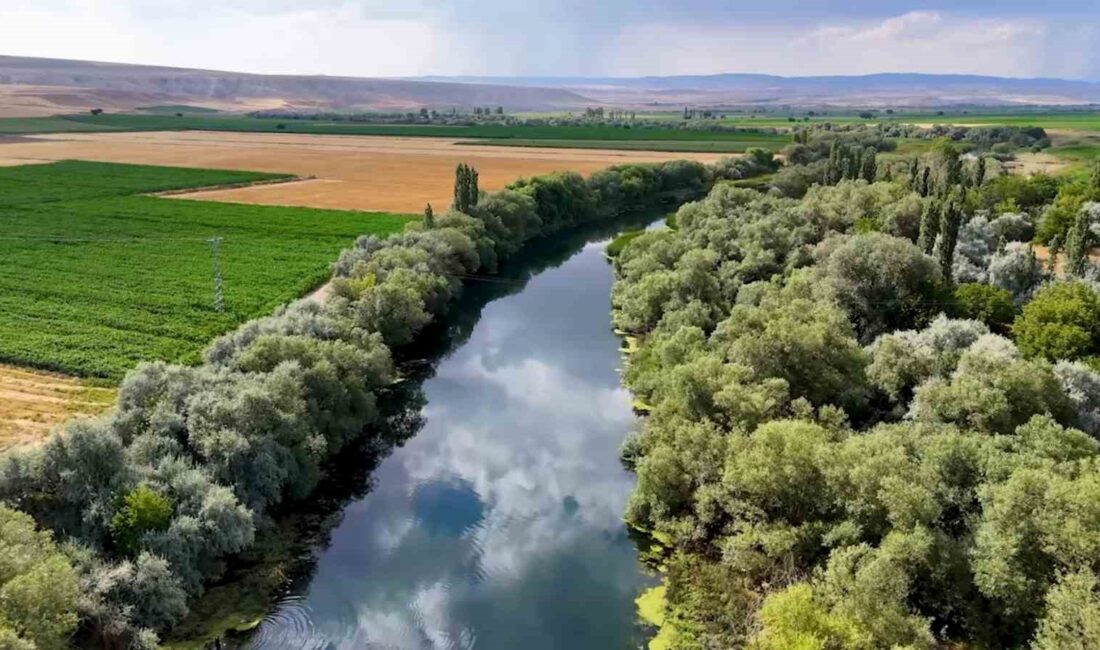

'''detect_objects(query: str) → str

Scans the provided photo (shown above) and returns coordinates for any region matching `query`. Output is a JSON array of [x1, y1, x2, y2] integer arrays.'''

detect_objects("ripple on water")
[[245, 594, 326, 650]]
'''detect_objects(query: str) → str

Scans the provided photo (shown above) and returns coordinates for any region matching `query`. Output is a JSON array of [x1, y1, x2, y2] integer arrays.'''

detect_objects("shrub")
[[109, 486, 173, 557], [954, 283, 1015, 331], [1014, 281, 1100, 362], [0, 506, 80, 649], [817, 233, 946, 342]]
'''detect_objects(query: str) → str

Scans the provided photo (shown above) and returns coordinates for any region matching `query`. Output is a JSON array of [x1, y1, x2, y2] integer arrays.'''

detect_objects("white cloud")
[[810, 10, 945, 43], [2, 4, 1093, 86], [608, 11, 1066, 79]]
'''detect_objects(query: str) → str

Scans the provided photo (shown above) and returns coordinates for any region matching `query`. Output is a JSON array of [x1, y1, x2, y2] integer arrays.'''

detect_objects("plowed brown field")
[[0, 131, 727, 212]]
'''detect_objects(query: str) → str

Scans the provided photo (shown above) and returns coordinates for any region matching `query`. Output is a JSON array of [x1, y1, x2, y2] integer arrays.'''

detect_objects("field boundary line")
[[149, 174, 315, 197]]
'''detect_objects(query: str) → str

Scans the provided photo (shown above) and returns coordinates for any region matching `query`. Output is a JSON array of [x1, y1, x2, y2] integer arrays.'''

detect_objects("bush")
[[0, 506, 80, 649], [954, 283, 1015, 331], [1014, 281, 1100, 361], [109, 486, 173, 557], [817, 233, 946, 342]]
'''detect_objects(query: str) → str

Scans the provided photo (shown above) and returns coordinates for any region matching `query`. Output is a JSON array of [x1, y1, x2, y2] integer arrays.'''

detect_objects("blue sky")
[[4, 0, 1099, 80]]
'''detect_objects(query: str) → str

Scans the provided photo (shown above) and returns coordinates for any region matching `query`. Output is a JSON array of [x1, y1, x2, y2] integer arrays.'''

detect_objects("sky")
[[3, 0, 1099, 81]]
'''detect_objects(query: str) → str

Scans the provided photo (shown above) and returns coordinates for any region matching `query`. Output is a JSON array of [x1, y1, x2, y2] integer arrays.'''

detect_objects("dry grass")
[[0, 365, 115, 451], [1003, 151, 1069, 176], [0, 131, 728, 213]]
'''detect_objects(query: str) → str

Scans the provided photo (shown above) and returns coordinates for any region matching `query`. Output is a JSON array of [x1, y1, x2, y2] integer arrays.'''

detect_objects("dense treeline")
[[249, 109, 785, 135], [612, 147, 1100, 647], [0, 159, 713, 648]]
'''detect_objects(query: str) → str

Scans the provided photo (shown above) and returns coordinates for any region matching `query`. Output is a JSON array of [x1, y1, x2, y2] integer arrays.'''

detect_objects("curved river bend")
[[242, 220, 656, 649]]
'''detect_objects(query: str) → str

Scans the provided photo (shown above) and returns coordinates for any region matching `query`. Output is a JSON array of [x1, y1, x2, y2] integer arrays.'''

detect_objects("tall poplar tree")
[[860, 146, 877, 182], [937, 200, 962, 284], [918, 199, 941, 255], [453, 164, 480, 213], [1064, 207, 1093, 278]]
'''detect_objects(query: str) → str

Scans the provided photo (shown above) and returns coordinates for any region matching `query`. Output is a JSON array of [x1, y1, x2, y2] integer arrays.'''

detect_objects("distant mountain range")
[[1, 55, 1098, 117], [0, 56, 589, 117], [418, 73, 1100, 107]]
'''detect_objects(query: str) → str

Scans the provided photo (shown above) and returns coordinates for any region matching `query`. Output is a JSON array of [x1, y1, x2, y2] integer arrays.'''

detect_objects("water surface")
[[246, 223, 654, 649]]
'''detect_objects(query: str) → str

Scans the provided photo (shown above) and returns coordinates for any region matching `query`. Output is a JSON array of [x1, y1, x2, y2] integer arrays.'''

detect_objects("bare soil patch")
[[1003, 151, 1069, 176], [0, 365, 115, 451], [0, 131, 728, 213]]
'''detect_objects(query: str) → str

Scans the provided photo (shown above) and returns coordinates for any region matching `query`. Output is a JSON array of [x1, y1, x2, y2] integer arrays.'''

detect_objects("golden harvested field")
[[0, 365, 115, 451], [0, 131, 727, 213]]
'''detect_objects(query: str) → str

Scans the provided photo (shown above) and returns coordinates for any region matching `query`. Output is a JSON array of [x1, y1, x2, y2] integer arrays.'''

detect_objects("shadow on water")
[[167, 207, 671, 649]]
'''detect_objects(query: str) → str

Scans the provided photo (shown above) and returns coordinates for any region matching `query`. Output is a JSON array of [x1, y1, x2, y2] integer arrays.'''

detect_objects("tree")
[[918, 199, 940, 255], [954, 283, 1015, 332], [0, 506, 80, 649], [927, 139, 962, 197], [1063, 204, 1096, 278], [423, 203, 435, 229], [453, 163, 479, 213], [1013, 281, 1100, 362], [988, 242, 1045, 305], [110, 485, 173, 556], [937, 200, 963, 284], [819, 233, 945, 342], [974, 156, 987, 187], [1033, 571, 1100, 650], [860, 146, 877, 182]]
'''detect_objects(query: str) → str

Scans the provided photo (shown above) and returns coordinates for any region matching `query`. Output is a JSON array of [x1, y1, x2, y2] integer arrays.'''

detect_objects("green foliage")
[[908, 348, 1073, 435], [109, 485, 173, 556], [0, 114, 791, 152], [1064, 204, 1098, 278], [978, 173, 1060, 215], [0, 156, 715, 645], [606, 229, 645, 258], [954, 283, 1015, 331], [0, 161, 412, 378], [1033, 571, 1100, 649], [453, 163, 479, 212], [613, 172, 1100, 650], [1014, 281, 1100, 362], [1036, 180, 1100, 246], [751, 583, 871, 650], [937, 201, 963, 283], [0, 506, 80, 649], [817, 232, 946, 342]]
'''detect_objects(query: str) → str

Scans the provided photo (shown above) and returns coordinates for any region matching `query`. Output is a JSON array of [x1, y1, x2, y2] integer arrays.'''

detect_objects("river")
[[236, 218, 659, 649]]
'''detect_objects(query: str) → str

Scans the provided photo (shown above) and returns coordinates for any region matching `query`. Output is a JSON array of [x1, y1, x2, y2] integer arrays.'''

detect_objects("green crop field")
[[712, 111, 1100, 132], [0, 161, 413, 379], [0, 117, 127, 134], [463, 135, 789, 153], [0, 113, 790, 151]]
